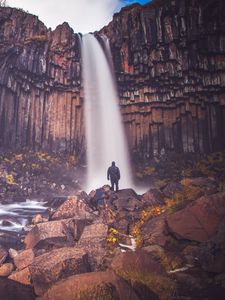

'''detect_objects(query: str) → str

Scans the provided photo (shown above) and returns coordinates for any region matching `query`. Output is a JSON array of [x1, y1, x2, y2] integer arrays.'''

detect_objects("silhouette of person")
[[107, 161, 120, 191]]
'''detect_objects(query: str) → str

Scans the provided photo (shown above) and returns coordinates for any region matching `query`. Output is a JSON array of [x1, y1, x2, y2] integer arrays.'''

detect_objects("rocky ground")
[[0, 150, 225, 299]]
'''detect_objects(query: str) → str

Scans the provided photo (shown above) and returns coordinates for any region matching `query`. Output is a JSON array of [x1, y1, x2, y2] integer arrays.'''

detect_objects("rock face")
[[167, 192, 225, 242], [0, 0, 225, 158]]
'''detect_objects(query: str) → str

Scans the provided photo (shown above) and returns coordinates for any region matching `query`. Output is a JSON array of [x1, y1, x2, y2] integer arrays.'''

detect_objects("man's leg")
[[115, 181, 119, 192], [110, 179, 114, 191]]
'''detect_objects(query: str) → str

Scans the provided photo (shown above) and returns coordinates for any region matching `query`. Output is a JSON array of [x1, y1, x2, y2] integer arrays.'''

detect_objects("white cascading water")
[[81, 33, 133, 191]]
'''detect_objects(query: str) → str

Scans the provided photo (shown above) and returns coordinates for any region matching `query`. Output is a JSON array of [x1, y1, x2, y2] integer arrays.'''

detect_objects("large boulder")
[[78, 223, 108, 271], [142, 216, 167, 247], [167, 192, 225, 242], [111, 251, 175, 300], [42, 271, 140, 300], [29, 247, 90, 296], [24, 218, 91, 249], [51, 195, 95, 221], [0, 277, 35, 300], [112, 189, 142, 212]]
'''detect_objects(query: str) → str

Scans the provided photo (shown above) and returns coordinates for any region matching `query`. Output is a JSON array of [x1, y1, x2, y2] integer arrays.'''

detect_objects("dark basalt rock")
[[0, 0, 224, 159]]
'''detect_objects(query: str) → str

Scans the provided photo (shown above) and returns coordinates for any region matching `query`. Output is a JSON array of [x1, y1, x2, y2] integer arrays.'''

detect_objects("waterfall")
[[81, 33, 132, 191]]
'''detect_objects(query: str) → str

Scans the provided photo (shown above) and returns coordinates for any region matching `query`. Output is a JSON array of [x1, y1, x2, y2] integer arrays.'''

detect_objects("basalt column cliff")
[[0, 0, 225, 160], [101, 0, 225, 159]]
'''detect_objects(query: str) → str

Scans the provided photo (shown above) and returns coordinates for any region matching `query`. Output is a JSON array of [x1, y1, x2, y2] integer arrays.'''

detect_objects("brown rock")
[[112, 189, 141, 212], [167, 192, 225, 242], [9, 267, 31, 285], [51, 196, 94, 220], [42, 271, 139, 300], [0, 246, 8, 265], [32, 214, 48, 224], [78, 223, 108, 271], [24, 218, 90, 249], [29, 247, 90, 296], [13, 249, 34, 270], [142, 189, 165, 206], [0, 263, 14, 277], [142, 216, 167, 247], [111, 250, 166, 276]]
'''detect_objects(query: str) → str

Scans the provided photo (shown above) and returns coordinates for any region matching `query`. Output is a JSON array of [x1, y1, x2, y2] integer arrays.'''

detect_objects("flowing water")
[[81, 33, 133, 191], [0, 199, 47, 232]]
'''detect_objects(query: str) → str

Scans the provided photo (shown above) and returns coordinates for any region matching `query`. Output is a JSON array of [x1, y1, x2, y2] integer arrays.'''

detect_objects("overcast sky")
[[7, 0, 150, 33]]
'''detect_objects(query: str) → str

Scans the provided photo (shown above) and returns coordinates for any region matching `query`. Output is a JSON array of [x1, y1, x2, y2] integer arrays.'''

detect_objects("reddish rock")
[[24, 218, 88, 249], [29, 247, 90, 296], [0, 246, 7, 265], [9, 267, 31, 285], [112, 189, 141, 212], [42, 271, 139, 300], [142, 216, 167, 247], [0, 263, 14, 277], [142, 188, 165, 206], [111, 250, 166, 276], [78, 223, 108, 271], [13, 249, 34, 270], [167, 192, 225, 242], [32, 214, 48, 224], [51, 196, 94, 220]]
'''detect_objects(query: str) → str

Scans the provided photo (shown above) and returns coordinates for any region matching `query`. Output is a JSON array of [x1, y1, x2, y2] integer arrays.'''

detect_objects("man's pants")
[[110, 180, 119, 191]]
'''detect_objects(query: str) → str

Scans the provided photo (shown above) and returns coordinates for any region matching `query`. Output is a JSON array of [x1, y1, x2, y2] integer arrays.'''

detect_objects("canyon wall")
[[0, 0, 225, 160], [101, 0, 225, 159]]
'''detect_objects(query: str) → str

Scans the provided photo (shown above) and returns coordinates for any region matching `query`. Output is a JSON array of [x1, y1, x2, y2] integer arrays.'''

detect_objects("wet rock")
[[8, 248, 18, 259], [0, 246, 7, 265], [29, 247, 90, 296], [51, 195, 94, 221], [167, 192, 225, 242], [0, 263, 14, 277], [13, 249, 34, 270], [0, 277, 35, 300], [42, 270, 139, 300], [9, 267, 31, 285]]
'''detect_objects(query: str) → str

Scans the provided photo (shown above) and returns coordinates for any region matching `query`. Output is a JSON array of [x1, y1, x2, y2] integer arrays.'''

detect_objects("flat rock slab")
[[42, 271, 140, 300], [167, 192, 225, 242], [13, 249, 34, 270], [24, 218, 91, 249], [51, 196, 95, 220], [9, 267, 31, 285], [29, 247, 90, 296]]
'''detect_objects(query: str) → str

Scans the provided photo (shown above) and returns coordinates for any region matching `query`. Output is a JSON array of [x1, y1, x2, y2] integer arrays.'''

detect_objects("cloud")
[[7, 0, 122, 33], [7, 0, 150, 33]]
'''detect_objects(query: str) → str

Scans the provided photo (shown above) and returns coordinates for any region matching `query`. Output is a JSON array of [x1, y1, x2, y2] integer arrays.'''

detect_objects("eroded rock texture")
[[101, 0, 225, 158], [0, 0, 225, 159], [0, 7, 83, 153]]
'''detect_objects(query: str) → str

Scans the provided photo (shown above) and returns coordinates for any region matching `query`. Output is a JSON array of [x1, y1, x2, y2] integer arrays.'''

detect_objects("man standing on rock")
[[107, 161, 120, 192]]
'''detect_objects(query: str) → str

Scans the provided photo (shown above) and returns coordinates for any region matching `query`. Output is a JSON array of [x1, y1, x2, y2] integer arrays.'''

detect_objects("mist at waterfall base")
[[81, 34, 133, 192]]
